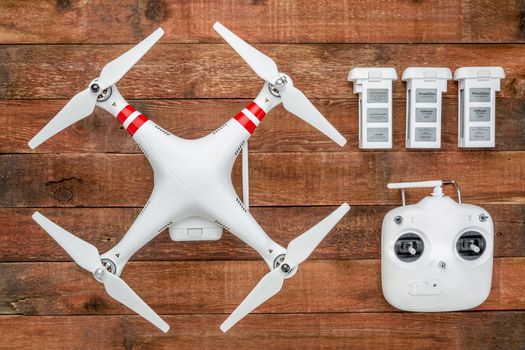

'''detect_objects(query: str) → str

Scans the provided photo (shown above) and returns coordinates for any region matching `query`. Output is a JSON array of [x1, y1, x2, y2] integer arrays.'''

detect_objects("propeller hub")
[[274, 75, 288, 87], [90, 83, 101, 93], [268, 74, 292, 97], [93, 267, 105, 282], [280, 263, 291, 273], [273, 254, 297, 277]]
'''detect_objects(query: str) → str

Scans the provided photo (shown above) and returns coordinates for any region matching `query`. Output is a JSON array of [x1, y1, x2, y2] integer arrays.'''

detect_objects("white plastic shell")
[[402, 67, 452, 149], [170, 216, 223, 241], [348, 68, 397, 149], [381, 189, 494, 311], [454, 67, 504, 148]]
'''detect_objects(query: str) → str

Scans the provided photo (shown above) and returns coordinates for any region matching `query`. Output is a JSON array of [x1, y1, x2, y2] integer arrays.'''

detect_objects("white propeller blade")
[[99, 28, 164, 88], [32, 211, 100, 271], [28, 89, 96, 149], [221, 203, 350, 332], [280, 86, 347, 147], [285, 203, 350, 266], [32, 211, 169, 333], [28, 28, 164, 149], [220, 269, 284, 332], [213, 22, 279, 83], [213, 22, 346, 147], [104, 272, 170, 333]]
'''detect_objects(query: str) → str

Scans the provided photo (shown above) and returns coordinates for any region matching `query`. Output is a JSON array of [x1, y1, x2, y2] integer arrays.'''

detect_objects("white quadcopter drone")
[[29, 22, 349, 333]]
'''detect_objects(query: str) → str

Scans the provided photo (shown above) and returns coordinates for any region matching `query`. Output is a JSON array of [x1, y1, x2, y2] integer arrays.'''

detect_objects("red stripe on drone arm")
[[117, 105, 136, 124], [234, 112, 256, 134], [127, 114, 149, 136], [246, 102, 266, 121]]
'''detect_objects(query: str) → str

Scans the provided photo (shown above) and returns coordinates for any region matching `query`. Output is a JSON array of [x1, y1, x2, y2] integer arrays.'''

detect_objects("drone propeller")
[[32, 212, 169, 333], [213, 22, 347, 147], [28, 28, 164, 149], [220, 203, 350, 332]]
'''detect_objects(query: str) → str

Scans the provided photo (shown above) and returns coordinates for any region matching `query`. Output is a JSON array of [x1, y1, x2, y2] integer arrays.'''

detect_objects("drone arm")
[[203, 181, 286, 269], [96, 86, 151, 137], [226, 83, 282, 143], [216, 208, 286, 269], [96, 85, 185, 155], [101, 185, 178, 275]]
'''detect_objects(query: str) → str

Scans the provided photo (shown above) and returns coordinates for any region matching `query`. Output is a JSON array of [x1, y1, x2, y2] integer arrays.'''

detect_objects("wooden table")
[[0, 1, 524, 349]]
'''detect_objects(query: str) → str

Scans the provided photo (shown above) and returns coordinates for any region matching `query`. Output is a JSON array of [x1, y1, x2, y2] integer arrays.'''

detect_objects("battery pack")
[[454, 67, 505, 148], [402, 68, 452, 149], [348, 68, 397, 149]]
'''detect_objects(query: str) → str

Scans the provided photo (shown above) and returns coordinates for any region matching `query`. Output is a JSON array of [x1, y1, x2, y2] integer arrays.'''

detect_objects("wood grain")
[[1, 1, 525, 347], [0, 205, 522, 262], [0, 152, 523, 207], [1, 258, 524, 316], [0, 312, 523, 350], [1, 44, 525, 100], [1, 0, 525, 44], [3, 98, 524, 154]]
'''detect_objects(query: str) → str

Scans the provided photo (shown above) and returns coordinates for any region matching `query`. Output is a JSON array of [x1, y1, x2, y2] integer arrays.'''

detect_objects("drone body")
[[94, 82, 288, 272], [29, 23, 350, 333]]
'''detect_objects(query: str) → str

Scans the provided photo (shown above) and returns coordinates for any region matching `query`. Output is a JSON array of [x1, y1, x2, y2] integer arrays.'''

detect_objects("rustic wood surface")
[[2, 258, 525, 315], [1, 152, 522, 207], [2, 98, 525, 153], [1, 205, 523, 261], [2, 44, 525, 100], [0, 1, 524, 349], [1, 0, 524, 44]]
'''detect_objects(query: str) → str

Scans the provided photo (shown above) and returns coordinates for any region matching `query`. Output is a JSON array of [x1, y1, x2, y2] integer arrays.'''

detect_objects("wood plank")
[[1, 3, 524, 349], [0, 152, 523, 207], [0, 312, 524, 349], [0, 205, 522, 262], [1, 0, 524, 44], [4, 97, 525, 154], [1, 44, 525, 99], [1, 258, 523, 315]]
